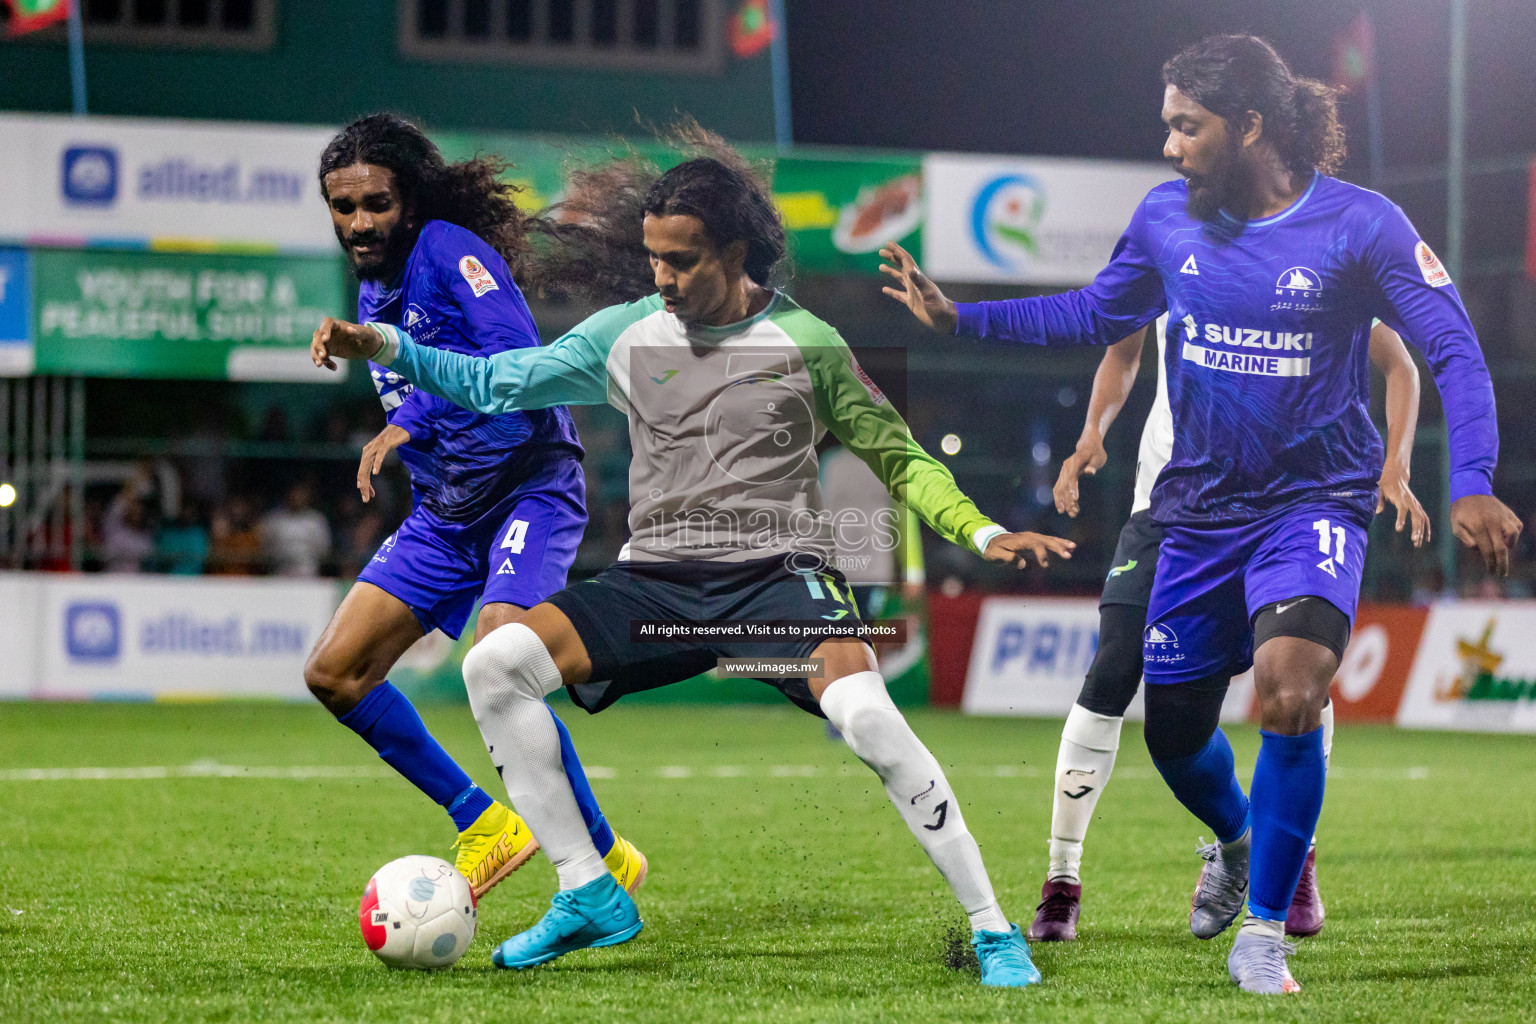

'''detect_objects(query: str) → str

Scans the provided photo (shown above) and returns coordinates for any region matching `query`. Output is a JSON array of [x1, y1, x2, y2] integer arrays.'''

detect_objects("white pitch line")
[[0, 763, 393, 782], [0, 762, 1433, 783]]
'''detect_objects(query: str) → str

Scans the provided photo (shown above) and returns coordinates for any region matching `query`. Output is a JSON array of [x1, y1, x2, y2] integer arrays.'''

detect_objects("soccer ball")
[[358, 855, 477, 969]]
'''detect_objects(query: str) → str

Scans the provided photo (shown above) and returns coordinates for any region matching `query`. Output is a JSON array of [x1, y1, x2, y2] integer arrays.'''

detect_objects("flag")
[[5, 0, 70, 36], [1331, 12, 1375, 92], [729, 0, 773, 59]]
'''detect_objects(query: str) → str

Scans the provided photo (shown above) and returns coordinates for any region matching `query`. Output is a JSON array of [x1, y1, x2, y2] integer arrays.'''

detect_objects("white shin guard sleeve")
[[462, 623, 605, 890], [820, 671, 1007, 932], [1048, 705, 1124, 880]]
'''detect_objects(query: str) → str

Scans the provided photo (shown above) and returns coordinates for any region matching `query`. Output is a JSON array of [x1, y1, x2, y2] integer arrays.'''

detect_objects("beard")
[[1180, 140, 1254, 222], [338, 223, 417, 282]]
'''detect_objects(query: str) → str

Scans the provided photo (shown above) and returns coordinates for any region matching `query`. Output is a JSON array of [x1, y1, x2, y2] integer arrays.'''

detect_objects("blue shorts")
[[1142, 500, 1369, 684], [358, 455, 587, 640]]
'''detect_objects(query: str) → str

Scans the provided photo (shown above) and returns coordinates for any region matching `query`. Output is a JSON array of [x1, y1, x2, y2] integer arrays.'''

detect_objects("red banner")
[[1329, 602, 1429, 721]]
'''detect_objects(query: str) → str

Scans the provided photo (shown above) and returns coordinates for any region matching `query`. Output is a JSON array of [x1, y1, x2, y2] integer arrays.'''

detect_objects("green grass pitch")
[[2, 701, 1533, 1023]]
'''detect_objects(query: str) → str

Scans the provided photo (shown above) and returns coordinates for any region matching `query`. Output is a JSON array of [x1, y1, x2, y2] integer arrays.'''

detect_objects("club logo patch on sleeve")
[[1414, 240, 1451, 287], [458, 255, 499, 297], [853, 363, 887, 405]]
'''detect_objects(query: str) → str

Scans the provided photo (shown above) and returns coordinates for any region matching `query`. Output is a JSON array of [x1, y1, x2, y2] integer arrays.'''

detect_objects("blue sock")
[[550, 706, 616, 856], [338, 682, 492, 832], [1247, 727, 1326, 920], [1151, 728, 1251, 844]]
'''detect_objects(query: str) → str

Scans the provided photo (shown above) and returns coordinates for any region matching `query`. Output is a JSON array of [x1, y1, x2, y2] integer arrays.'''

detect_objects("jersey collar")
[[682, 289, 783, 337], [1217, 170, 1320, 229]]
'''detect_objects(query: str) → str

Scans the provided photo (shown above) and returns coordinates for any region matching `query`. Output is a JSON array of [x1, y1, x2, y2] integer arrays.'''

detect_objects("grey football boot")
[[1228, 928, 1301, 994], [1189, 836, 1249, 939]]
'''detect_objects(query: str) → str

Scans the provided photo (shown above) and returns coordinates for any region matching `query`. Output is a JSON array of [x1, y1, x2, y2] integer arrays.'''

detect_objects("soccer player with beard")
[[306, 114, 650, 900], [1022, 314, 1426, 945], [313, 142, 1074, 987], [880, 35, 1522, 993]]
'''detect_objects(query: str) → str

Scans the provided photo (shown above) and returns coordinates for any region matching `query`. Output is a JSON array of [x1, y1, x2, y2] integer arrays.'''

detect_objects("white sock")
[[462, 623, 605, 891], [1238, 914, 1285, 940], [1311, 700, 1334, 847], [1047, 705, 1124, 882], [1216, 826, 1251, 872], [1320, 699, 1334, 772], [820, 671, 1009, 934]]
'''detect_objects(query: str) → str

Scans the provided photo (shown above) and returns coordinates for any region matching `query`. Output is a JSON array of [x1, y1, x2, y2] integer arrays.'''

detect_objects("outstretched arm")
[[1366, 322, 1429, 545], [1055, 327, 1146, 518], [311, 317, 611, 413], [878, 198, 1165, 347]]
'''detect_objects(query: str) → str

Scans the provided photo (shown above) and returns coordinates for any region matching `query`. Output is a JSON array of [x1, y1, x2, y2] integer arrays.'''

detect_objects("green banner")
[[774, 153, 923, 275], [32, 249, 346, 380], [433, 132, 923, 277]]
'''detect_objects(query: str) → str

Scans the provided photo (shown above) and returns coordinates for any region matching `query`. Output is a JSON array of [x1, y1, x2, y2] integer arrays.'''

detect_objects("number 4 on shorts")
[[497, 519, 528, 575]]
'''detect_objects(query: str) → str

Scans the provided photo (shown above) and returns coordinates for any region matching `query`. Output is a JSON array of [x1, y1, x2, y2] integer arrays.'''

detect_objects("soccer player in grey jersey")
[[314, 148, 1073, 987]]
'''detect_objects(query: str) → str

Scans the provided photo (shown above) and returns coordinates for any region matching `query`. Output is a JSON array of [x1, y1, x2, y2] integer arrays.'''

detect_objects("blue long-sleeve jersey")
[[955, 173, 1498, 525], [360, 219, 581, 521]]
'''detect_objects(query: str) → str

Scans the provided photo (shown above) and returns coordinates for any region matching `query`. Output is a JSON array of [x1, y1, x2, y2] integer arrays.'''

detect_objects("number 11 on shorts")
[[1313, 518, 1346, 578]]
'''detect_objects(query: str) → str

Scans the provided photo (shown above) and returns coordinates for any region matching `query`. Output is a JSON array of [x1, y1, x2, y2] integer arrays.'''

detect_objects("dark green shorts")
[[548, 554, 864, 718]]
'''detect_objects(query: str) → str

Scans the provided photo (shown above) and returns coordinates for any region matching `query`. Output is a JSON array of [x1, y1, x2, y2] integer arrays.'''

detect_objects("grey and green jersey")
[[371, 291, 1003, 563]]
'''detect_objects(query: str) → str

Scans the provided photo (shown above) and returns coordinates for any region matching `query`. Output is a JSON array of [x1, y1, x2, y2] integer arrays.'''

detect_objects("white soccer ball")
[[359, 855, 477, 969]]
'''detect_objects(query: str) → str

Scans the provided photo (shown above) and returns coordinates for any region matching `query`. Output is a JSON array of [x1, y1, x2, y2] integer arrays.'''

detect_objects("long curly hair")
[[318, 113, 656, 306], [641, 121, 786, 285], [1163, 34, 1347, 178], [531, 119, 784, 296], [319, 114, 534, 269], [319, 114, 779, 305]]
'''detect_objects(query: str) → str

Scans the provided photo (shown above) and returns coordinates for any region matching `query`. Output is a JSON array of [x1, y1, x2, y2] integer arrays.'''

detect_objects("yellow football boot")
[[453, 801, 540, 899], [604, 833, 649, 895]]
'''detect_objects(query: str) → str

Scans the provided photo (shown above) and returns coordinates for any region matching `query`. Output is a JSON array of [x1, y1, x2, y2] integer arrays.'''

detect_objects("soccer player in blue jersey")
[[305, 115, 649, 899], [881, 35, 1523, 993]]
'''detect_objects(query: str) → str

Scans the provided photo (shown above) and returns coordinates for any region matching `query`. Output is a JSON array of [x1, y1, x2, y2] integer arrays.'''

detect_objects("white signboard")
[[961, 595, 1254, 721], [0, 573, 339, 699], [963, 597, 1109, 716], [1397, 601, 1536, 733], [922, 153, 1174, 285], [0, 113, 337, 253]]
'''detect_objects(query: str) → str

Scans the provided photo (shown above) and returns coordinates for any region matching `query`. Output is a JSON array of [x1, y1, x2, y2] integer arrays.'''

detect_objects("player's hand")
[[984, 531, 1076, 569], [878, 241, 958, 334], [1054, 434, 1108, 518], [1450, 493, 1523, 577], [312, 317, 384, 370], [1376, 458, 1429, 547], [357, 423, 410, 503]]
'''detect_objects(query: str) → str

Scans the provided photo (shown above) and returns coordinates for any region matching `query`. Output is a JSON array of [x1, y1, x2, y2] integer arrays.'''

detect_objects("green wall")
[[0, 2, 775, 140]]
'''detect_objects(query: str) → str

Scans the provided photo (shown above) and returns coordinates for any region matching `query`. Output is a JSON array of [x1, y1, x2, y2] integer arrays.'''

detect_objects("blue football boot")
[[491, 873, 643, 969], [972, 923, 1042, 988]]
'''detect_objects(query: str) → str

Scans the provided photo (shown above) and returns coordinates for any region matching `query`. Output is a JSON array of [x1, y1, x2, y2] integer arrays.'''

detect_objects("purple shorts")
[[1142, 500, 1369, 684], [358, 455, 586, 639]]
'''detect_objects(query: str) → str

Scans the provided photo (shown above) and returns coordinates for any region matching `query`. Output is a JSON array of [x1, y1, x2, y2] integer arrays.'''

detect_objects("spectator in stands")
[[101, 483, 155, 573], [156, 498, 210, 575], [260, 481, 331, 577], [209, 496, 263, 575]]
